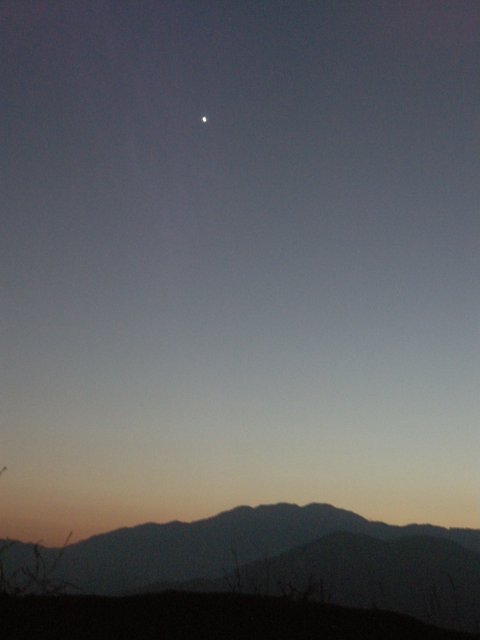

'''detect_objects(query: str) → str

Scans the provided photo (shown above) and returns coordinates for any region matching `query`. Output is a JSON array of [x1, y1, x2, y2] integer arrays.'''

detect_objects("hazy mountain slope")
[[152, 532, 480, 632], [2, 502, 480, 597], [48, 502, 371, 593], [368, 521, 480, 556]]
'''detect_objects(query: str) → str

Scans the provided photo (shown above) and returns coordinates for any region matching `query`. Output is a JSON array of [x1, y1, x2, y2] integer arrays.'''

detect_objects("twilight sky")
[[2, 0, 479, 546]]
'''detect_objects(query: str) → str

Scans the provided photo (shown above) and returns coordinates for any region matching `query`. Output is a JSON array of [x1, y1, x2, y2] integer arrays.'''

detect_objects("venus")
[[201, 116, 208, 123]]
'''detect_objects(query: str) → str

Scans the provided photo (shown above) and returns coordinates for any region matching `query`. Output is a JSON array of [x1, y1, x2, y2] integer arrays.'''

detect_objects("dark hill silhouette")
[[0, 591, 477, 640]]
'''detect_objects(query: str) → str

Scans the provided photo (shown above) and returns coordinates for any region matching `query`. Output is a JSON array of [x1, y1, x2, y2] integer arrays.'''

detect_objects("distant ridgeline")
[[2, 503, 480, 633]]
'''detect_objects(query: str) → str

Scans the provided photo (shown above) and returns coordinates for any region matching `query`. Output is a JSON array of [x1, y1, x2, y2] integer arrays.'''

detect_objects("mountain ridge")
[[2, 502, 480, 599], [4, 502, 475, 550]]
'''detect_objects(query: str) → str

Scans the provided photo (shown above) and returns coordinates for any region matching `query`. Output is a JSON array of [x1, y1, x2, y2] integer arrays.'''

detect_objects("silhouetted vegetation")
[[0, 535, 77, 596]]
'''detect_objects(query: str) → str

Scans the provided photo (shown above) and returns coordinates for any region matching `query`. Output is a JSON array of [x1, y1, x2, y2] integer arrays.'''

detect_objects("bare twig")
[[0, 532, 79, 596]]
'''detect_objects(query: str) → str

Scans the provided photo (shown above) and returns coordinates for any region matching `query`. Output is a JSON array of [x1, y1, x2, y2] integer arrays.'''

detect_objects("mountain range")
[[2, 502, 480, 632]]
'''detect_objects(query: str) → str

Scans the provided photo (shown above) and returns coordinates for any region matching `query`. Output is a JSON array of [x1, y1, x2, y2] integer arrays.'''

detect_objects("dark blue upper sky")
[[2, 0, 479, 544]]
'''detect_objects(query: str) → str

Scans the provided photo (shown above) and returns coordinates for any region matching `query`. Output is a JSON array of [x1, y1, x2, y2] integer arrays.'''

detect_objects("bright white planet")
[[201, 116, 208, 123]]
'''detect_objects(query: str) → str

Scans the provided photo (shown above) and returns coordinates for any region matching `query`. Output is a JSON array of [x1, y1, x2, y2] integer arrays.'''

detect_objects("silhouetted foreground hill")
[[3, 503, 480, 596], [0, 592, 477, 640]]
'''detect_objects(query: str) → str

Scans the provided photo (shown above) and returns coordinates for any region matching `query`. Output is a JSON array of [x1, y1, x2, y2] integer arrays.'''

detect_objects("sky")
[[1, 0, 479, 546]]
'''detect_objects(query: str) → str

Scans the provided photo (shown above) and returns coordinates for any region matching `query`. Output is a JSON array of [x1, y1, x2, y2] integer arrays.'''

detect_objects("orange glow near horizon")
[[2, 487, 479, 548]]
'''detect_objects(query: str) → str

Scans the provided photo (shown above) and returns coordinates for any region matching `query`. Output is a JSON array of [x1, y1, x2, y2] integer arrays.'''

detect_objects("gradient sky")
[[2, 0, 479, 546]]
